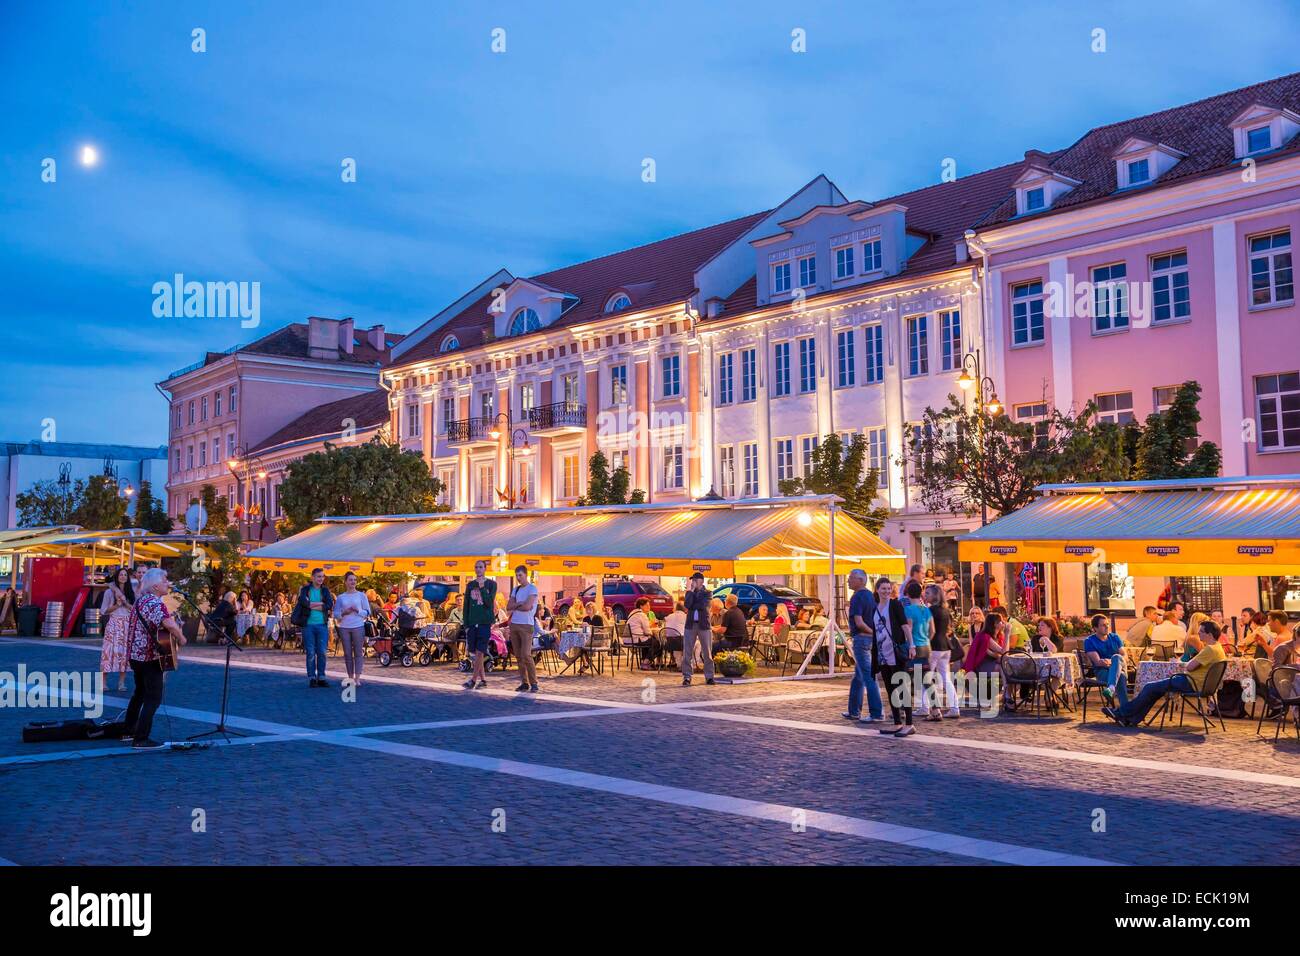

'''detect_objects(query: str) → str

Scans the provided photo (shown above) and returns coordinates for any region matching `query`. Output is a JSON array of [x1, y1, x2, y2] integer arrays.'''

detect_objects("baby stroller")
[[383, 604, 434, 667], [368, 611, 397, 667], [457, 624, 509, 673]]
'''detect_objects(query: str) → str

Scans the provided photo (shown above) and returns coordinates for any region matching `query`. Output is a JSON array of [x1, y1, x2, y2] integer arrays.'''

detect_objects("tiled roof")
[[981, 70, 1300, 225], [396, 210, 771, 364], [716, 159, 1029, 318], [184, 323, 406, 376], [249, 389, 390, 454]]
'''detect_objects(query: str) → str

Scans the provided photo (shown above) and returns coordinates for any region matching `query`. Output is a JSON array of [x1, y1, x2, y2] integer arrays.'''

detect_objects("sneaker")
[[528, 684, 539, 693], [926, 711, 943, 722], [132, 737, 165, 750], [705, 678, 716, 686], [462, 678, 475, 689], [1101, 706, 1121, 724], [858, 715, 884, 724], [681, 678, 692, 686], [515, 683, 529, 692], [877, 724, 902, 734], [474, 680, 487, 690], [308, 679, 319, 688], [894, 725, 916, 738], [316, 679, 330, 688], [944, 708, 961, 719], [841, 712, 862, 721]]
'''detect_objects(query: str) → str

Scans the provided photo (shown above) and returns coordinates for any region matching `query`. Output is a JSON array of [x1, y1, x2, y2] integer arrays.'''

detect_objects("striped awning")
[[958, 485, 1300, 571], [247, 500, 905, 578]]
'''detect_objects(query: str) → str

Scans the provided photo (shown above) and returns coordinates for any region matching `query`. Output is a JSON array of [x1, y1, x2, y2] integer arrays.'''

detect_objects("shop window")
[[1086, 561, 1135, 614]]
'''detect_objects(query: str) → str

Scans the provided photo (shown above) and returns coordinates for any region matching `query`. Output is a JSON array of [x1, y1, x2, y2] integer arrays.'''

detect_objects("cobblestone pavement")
[[1, 638, 1297, 865]]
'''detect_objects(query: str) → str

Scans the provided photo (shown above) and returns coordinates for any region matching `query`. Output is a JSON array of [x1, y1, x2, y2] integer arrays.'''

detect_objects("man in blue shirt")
[[1083, 613, 1125, 696], [843, 569, 883, 723]]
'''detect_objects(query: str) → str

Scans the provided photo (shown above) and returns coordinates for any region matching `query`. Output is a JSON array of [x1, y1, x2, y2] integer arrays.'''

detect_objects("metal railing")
[[527, 402, 586, 431], [444, 417, 497, 443]]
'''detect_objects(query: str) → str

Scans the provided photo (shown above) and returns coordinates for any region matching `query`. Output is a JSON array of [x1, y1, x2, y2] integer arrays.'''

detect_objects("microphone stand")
[[172, 590, 246, 741]]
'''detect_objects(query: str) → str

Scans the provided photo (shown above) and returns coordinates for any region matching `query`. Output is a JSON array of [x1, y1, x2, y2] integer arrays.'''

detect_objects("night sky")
[[2, 0, 1295, 446]]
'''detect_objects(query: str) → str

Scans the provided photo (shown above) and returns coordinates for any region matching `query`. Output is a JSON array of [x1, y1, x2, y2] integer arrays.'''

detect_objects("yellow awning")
[[958, 482, 1300, 569]]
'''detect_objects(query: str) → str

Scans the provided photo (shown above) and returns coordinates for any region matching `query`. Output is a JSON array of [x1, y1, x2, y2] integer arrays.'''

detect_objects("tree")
[[906, 395, 1130, 519], [14, 479, 74, 527], [73, 475, 128, 530], [173, 527, 250, 611], [126, 480, 174, 534], [576, 451, 645, 506], [276, 435, 446, 536], [1133, 381, 1222, 479], [777, 433, 890, 533], [198, 484, 230, 535]]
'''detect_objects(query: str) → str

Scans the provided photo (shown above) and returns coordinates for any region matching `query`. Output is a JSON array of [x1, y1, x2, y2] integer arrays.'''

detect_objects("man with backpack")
[[292, 568, 334, 688]]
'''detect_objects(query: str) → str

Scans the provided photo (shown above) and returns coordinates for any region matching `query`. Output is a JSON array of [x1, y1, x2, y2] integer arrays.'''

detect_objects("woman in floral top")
[[124, 568, 186, 749]]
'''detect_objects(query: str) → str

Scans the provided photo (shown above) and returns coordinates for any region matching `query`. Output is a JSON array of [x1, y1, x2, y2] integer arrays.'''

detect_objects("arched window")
[[509, 307, 541, 336], [439, 334, 459, 352], [605, 293, 632, 314]]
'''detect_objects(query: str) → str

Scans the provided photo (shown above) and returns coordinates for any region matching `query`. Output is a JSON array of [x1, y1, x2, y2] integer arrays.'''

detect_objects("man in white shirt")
[[1149, 611, 1185, 657], [506, 565, 539, 693]]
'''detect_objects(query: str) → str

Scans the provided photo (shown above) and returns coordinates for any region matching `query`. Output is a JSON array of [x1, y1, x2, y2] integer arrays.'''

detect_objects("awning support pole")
[[794, 501, 838, 678]]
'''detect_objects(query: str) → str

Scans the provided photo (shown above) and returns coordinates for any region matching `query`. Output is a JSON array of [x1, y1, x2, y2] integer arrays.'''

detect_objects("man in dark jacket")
[[681, 572, 715, 687], [293, 568, 335, 687]]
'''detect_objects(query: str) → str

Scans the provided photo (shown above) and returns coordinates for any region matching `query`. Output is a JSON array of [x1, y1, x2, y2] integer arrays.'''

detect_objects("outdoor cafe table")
[[1135, 657, 1257, 692], [1031, 652, 1079, 685], [555, 629, 601, 676], [235, 611, 281, 642]]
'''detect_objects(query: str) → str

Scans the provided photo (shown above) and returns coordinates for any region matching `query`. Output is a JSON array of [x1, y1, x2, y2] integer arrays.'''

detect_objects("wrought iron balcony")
[[527, 401, 587, 432], [444, 416, 497, 444]]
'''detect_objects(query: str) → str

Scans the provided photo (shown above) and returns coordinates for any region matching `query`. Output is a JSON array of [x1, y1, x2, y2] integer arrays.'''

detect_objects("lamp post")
[[955, 348, 1003, 529], [225, 447, 266, 541], [488, 413, 531, 510]]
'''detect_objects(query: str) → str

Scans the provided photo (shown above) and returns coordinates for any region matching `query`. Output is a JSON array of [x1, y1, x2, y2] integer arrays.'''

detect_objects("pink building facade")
[[159, 317, 400, 535]]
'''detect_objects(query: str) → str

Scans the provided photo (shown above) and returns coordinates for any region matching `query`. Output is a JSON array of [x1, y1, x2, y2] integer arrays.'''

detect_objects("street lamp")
[[489, 412, 531, 510], [957, 349, 1003, 528], [225, 447, 265, 541]]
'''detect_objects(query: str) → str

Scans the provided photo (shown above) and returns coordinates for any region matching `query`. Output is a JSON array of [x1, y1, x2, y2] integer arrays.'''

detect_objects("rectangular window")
[[864, 325, 884, 383], [1096, 391, 1135, 425], [661, 354, 681, 398], [718, 446, 736, 498], [772, 261, 792, 294], [516, 459, 534, 506], [610, 364, 628, 405], [717, 352, 734, 405], [835, 329, 855, 387], [200, 396, 208, 421], [661, 444, 684, 490], [939, 309, 961, 372], [406, 404, 420, 437], [1024, 187, 1045, 212], [562, 373, 580, 409], [798, 337, 816, 393], [479, 391, 494, 421], [227, 433, 235, 458], [174, 449, 181, 472], [800, 435, 819, 476], [773, 342, 791, 397], [199, 442, 207, 467], [561, 454, 580, 499], [1151, 251, 1190, 323], [1255, 372, 1300, 451], [211, 438, 219, 464], [519, 383, 535, 414], [834, 245, 854, 279], [862, 239, 882, 273], [740, 348, 757, 402], [187, 446, 194, 470], [1249, 230, 1294, 306], [229, 386, 237, 413], [866, 427, 887, 491], [610, 449, 628, 475], [1011, 280, 1046, 345], [906, 315, 929, 376], [437, 466, 455, 507], [188, 401, 195, 425], [1247, 126, 1273, 153], [214, 391, 222, 417], [173, 405, 181, 429], [775, 438, 795, 483], [476, 463, 495, 508], [1092, 262, 1129, 332], [1154, 386, 1200, 452], [1127, 158, 1150, 184], [741, 443, 759, 496], [1014, 402, 1050, 451], [442, 397, 454, 431], [798, 255, 816, 288]]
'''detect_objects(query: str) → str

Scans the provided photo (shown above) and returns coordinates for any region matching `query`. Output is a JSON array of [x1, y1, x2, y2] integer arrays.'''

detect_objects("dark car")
[[712, 583, 820, 621], [419, 581, 460, 607], [554, 579, 674, 622]]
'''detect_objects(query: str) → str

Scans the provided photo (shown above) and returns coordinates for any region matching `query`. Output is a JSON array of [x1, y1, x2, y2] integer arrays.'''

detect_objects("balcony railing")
[[527, 402, 587, 431], [445, 417, 497, 443]]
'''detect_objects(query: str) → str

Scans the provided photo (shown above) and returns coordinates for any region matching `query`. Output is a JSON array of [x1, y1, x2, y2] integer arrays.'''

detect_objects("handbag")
[[363, 618, 376, 638], [289, 592, 308, 628]]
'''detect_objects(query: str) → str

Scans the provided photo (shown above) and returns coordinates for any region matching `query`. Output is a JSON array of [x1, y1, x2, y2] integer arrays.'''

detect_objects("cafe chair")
[[1072, 648, 1108, 722], [1248, 658, 1274, 721], [586, 627, 613, 675], [1151, 659, 1228, 733], [999, 648, 1051, 718], [1255, 665, 1300, 742]]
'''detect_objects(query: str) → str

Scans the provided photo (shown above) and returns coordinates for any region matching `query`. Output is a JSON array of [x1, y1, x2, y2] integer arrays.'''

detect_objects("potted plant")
[[713, 649, 756, 678]]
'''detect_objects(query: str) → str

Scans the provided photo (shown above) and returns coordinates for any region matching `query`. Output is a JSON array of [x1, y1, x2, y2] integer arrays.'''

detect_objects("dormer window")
[[1112, 137, 1185, 190], [1024, 187, 1045, 212], [439, 334, 459, 352], [772, 262, 792, 294], [1014, 164, 1081, 216], [1126, 158, 1150, 185], [1229, 104, 1300, 159], [605, 293, 631, 314], [509, 307, 541, 336]]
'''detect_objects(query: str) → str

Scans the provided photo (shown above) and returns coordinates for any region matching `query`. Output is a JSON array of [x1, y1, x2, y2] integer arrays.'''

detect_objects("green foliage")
[[14, 479, 73, 527], [777, 433, 889, 533], [276, 435, 446, 536], [74, 475, 128, 530], [577, 451, 645, 506], [127, 480, 174, 534], [1132, 381, 1222, 479], [198, 484, 230, 534], [906, 395, 1130, 519], [172, 527, 250, 610]]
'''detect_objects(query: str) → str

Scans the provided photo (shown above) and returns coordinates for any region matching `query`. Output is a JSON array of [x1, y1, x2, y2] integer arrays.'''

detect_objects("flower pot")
[[720, 659, 745, 678]]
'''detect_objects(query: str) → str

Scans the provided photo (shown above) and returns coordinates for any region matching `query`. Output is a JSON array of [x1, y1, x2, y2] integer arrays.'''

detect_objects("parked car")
[[554, 579, 674, 622], [712, 583, 820, 621], [419, 580, 460, 607]]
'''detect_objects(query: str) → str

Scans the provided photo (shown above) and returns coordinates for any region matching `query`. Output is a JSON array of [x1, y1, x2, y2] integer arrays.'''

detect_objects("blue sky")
[[1, 0, 1296, 447]]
